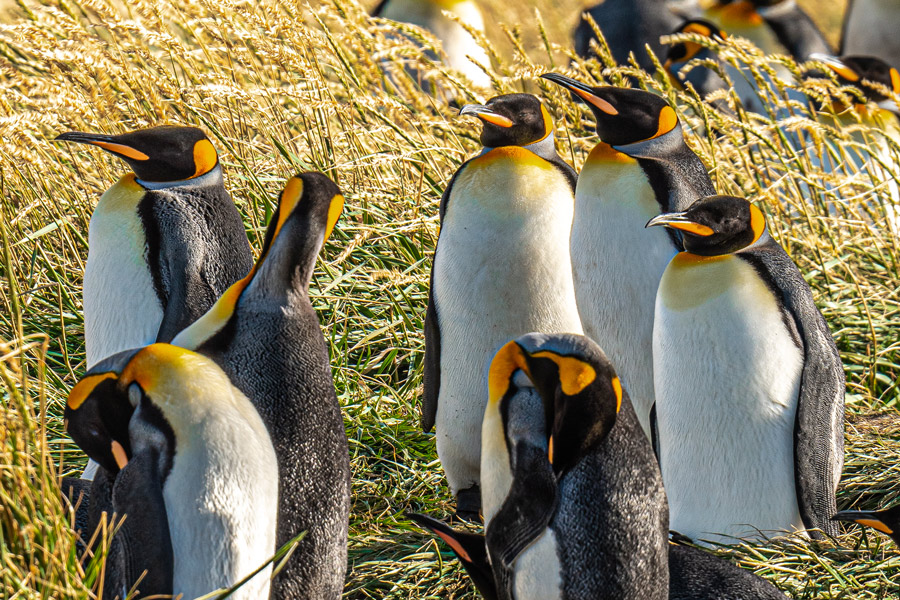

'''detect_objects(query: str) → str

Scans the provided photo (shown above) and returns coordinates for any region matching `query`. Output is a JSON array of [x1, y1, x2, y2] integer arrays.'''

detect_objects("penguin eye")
[[128, 382, 143, 408]]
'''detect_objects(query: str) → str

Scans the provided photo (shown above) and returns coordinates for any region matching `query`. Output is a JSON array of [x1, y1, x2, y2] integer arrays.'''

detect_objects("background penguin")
[[373, 0, 491, 89], [65, 343, 278, 600], [541, 73, 715, 441], [422, 93, 583, 519], [648, 194, 845, 543], [480, 332, 669, 599], [171, 172, 349, 598], [832, 504, 900, 545], [573, 0, 682, 71], [55, 125, 252, 482], [841, 0, 900, 69]]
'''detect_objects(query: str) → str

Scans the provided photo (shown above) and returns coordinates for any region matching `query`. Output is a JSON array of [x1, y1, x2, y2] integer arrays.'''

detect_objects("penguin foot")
[[454, 485, 482, 523]]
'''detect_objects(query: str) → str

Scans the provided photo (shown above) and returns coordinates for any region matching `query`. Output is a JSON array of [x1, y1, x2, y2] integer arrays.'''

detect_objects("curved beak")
[[646, 213, 715, 236], [54, 131, 150, 161], [810, 53, 860, 82], [459, 104, 514, 128], [831, 510, 894, 534], [541, 73, 619, 115]]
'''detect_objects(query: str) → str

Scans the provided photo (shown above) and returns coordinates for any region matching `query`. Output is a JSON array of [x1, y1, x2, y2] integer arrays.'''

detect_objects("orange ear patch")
[[653, 106, 678, 139], [192, 139, 218, 177], [749, 204, 766, 243], [68, 372, 118, 410], [611, 377, 623, 412]]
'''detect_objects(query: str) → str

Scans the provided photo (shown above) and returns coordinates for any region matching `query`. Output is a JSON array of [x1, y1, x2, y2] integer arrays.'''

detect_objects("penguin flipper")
[[485, 442, 558, 598], [407, 512, 498, 600], [740, 245, 845, 539]]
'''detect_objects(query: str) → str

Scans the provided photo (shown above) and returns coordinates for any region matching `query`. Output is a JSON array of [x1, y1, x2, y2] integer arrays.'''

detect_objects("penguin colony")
[[48, 0, 900, 597]]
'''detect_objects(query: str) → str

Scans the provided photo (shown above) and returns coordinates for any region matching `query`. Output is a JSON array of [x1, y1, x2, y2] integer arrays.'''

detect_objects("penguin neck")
[[136, 164, 223, 191], [613, 124, 716, 214], [245, 219, 324, 304], [480, 131, 557, 163], [756, 0, 830, 60]]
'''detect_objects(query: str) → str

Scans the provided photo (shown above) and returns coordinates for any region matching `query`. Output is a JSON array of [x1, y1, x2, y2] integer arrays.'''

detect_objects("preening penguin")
[[573, 0, 681, 71], [171, 172, 349, 598], [373, 0, 491, 88], [65, 343, 278, 600], [541, 73, 715, 440], [55, 125, 253, 366], [841, 0, 900, 69], [480, 333, 668, 600], [832, 504, 900, 545], [423, 93, 582, 518], [649, 194, 845, 542]]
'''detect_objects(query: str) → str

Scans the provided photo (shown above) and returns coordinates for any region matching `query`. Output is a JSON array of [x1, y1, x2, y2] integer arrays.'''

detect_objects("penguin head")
[[171, 172, 344, 350], [459, 93, 554, 149], [55, 125, 219, 183], [664, 20, 729, 95], [646, 195, 768, 256], [541, 74, 679, 147], [832, 506, 900, 545], [700, 0, 764, 25], [66, 344, 246, 476], [811, 54, 900, 114], [488, 333, 622, 477]]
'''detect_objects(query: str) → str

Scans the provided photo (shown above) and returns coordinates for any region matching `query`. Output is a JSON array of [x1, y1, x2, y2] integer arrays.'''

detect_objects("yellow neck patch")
[[92, 141, 150, 161], [121, 343, 197, 394], [528, 351, 597, 396], [472, 146, 553, 169], [68, 372, 118, 410], [325, 194, 345, 242], [191, 139, 218, 178], [652, 106, 678, 140], [488, 341, 530, 405], [586, 141, 635, 165]]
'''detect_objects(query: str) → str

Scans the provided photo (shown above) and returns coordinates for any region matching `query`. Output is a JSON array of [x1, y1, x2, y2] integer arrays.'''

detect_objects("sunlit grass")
[[0, 0, 898, 597]]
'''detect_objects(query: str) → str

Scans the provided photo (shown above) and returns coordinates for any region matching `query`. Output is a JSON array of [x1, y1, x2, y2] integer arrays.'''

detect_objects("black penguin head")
[[55, 125, 218, 182], [812, 54, 900, 112], [459, 93, 554, 148], [646, 195, 767, 256], [832, 506, 900, 546], [541, 73, 679, 147], [665, 20, 727, 70], [171, 172, 344, 351], [488, 333, 622, 477]]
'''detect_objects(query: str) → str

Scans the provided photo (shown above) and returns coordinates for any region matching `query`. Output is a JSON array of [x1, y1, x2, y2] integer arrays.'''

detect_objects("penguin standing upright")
[[480, 332, 669, 599], [373, 0, 491, 88], [55, 126, 253, 365], [422, 93, 583, 518], [65, 343, 278, 600], [541, 73, 715, 439], [573, 0, 681, 71], [171, 172, 349, 598], [648, 194, 845, 542], [841, 0, 900, 69], [55, 125, 253, 481]]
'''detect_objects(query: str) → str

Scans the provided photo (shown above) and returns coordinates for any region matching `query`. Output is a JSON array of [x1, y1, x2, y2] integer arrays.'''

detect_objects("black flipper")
[[422, 162, 468, 432], [485, 442, 558, 600], [739, 241, 845, 539], [407, 512, 498, 600]]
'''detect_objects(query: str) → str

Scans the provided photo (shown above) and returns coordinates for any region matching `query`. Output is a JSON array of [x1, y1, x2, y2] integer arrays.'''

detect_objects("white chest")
[[653, 254, 804, 542], [571, 159, 674, 435], [512, 529, 563, 600], [83, 180, 163, 367]]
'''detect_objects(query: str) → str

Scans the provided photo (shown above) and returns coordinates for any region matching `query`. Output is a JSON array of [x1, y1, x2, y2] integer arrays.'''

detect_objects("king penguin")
[[410, 331, 789, 600], [373, 0, 491, 88], [423, 93, 583, 519], [648, 194, 845, 542], [65, 343, 278, 600], [832, 503, 900, 546], [55, 125, 253, 482], [841, 0, 900, 70], [480, 332, 668, 599], [541, 73, 715, 440], [573, 0, 681, 72], [171, 172, 349, 598]]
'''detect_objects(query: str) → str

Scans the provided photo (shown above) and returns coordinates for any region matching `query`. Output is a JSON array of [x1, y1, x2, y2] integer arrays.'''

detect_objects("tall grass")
[[0, 0, 898, 597]]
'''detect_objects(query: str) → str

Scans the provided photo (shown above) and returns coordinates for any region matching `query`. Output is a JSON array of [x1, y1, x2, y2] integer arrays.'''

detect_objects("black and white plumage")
[[423, 93, 582, 518], [649, 195, 845, 542], [172, 172, 350, 598], [65, 343, 278, 600]]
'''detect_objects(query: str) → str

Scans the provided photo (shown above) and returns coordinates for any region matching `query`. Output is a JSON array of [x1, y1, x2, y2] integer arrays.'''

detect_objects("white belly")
[[512, 529, 563, 600], [654, 254, 804, 543], [572, 157, 674, 437], [84, 179, 163, 368], [434, 151, 582, 494], [843, 0, 900, 66]]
